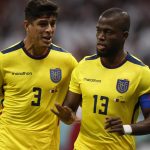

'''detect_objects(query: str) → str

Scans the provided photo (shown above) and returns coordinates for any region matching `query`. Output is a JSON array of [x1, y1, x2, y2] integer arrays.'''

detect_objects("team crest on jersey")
[[50, 68, 62, 83], [116, 79, 129, 93]]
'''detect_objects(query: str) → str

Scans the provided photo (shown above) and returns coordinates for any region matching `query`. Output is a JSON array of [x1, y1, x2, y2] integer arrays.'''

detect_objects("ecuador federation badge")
[[116, 79, 129, 93], [50, 68, 62, 83]]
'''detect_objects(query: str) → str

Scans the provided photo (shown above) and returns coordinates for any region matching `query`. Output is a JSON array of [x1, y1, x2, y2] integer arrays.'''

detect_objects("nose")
[[45, 24, 53, 32], [97, 31, 105, 40]]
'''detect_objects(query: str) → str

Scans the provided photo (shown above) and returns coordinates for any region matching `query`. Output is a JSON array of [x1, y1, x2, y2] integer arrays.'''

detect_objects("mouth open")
[[42, 37, 52, 43]]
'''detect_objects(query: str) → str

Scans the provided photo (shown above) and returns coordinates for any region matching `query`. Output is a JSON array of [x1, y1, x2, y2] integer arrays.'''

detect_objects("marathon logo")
[[12, 72, 32, 75], [84, 78, 101, 83]]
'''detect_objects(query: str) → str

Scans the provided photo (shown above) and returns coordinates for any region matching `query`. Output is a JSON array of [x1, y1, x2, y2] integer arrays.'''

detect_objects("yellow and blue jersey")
[[69, 53, 150, 150], [0, 41, 77, 150]]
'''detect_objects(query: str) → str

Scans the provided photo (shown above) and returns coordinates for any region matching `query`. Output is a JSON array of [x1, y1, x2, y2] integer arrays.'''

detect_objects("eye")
[[39, 22, 48, 27], [105, 29, 112, 34], [50, 21, 56, 27], [96, 28, 101, 34]]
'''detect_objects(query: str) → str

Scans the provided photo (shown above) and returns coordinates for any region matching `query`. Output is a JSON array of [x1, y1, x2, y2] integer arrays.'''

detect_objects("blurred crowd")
[[57, 0, 150, 63], [1, 0, 150, 63], [0, 0, 150, 149]]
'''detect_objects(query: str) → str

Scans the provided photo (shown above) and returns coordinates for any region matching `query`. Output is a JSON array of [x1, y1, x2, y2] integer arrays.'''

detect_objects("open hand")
[[51, 103, 80, 125]]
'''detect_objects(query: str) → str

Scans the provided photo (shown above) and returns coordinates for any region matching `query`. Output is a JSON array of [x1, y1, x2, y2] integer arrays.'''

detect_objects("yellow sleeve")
[[69, 65, 82, 94], [69, 57, 88, 94]]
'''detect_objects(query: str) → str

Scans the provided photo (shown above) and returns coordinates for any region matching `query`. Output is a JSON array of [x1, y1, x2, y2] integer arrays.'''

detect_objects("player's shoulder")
[[84, 54, 99, 61], [78, 54, 98, 65], [51, 43, 68, 53], [126, 53, 146, 67], [51, 43, 77, 61], [0, 41, 23, 55], [127, 53, 150, 73], [73, 54, 98, 71], [51, 43, 78, 67]]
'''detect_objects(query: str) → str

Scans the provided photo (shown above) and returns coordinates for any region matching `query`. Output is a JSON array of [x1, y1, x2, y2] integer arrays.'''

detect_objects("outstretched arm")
[[51, 91, 82, 125]]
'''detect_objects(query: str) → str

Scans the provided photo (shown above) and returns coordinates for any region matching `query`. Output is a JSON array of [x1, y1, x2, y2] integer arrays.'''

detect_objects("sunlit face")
[[96, 16, 126, 57], [25, 15, 57, 49]]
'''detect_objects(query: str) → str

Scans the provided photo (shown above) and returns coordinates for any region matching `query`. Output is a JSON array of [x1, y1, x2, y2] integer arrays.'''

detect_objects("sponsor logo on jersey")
[[12, 72, 32, 75], [83, 78, 101, 83], [116, 79, 129, 93], [50, 68, 62, 83]]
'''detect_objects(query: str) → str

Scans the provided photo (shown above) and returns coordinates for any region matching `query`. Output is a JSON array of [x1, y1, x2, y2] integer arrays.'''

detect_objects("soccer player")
[[51, 8, 150, 150], [0, 0, 77, 149]]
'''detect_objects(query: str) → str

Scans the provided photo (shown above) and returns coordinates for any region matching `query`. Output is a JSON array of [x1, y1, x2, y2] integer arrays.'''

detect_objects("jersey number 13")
[[93, 95, 109, 115]]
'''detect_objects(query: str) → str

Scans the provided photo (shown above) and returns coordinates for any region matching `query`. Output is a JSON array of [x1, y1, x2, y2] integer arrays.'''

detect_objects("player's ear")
[[123, 31, 129, 40], [24, 20, 30, 32]]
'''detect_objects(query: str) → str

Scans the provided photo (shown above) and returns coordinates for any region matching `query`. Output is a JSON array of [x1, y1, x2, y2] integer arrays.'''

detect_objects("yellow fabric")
[[0, 41, 77, 150], [69, 54, 150, 150], [0, 125, 60, 150]]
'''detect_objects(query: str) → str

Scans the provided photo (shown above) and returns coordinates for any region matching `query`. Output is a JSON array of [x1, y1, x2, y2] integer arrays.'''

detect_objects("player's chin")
[[97, 49, 109, 57], [41, 41, 51, 48]]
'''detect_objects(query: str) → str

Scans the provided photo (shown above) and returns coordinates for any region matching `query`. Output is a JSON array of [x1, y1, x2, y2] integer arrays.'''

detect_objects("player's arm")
[[51, 91, 82, 125], [105, 94, 150, 135], [130, 94, 150, 135]]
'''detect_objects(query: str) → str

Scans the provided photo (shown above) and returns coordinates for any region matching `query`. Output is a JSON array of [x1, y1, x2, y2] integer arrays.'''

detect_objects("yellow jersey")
[[0, 41, 77, 150], [69, 53, 150, 150]]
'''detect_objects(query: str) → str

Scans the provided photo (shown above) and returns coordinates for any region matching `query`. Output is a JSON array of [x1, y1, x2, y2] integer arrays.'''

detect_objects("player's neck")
[[101, 51, 127, 68], [23, 39, 49, 57]]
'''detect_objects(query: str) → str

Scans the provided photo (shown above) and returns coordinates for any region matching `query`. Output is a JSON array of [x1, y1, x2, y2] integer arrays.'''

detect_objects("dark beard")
[[96, 49, 114, 57]]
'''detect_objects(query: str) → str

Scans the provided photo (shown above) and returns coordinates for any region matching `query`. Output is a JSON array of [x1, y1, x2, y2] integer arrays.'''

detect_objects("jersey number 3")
[[93, 95, 109, 115], [31, 87, 42, 106]]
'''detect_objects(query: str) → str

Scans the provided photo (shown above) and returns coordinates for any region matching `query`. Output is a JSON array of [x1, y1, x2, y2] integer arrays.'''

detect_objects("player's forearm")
[[63, 91, 81, 112], [131, 119, 150, 135]]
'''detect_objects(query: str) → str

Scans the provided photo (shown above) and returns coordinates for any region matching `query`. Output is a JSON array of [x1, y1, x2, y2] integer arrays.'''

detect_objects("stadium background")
[[0, 0, 150, 149]]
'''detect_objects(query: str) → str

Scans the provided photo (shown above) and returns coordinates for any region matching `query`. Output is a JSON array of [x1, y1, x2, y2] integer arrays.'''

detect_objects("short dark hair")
[[101, 8, 130, 32], [25, 0, 58, 22]]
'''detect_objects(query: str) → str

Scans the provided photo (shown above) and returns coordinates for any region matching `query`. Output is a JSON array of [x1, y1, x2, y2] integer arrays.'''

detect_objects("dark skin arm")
[[131, 108, 150, 135], [105, 108, 150, 135], [51, 91, 82, 125]]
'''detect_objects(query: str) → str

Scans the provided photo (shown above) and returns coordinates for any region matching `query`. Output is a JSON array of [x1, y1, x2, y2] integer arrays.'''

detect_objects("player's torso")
[[78, 57, 141, 145], [0, 43, 74, 131]]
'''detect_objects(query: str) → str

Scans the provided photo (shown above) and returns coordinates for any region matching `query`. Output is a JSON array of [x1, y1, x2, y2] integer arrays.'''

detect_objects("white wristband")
[[123, 125, 132, 134]]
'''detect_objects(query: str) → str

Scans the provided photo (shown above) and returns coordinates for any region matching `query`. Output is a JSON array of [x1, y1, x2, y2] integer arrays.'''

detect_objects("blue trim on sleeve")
[[139, 94, 150, 109], [85, 54, 98, 60], [126, 53, 145, 66], [1, 41, 23, 54], [51, 44, 67, 52]]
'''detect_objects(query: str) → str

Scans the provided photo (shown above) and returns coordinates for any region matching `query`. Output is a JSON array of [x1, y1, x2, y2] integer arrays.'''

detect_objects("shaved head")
[[96, 8, 130, 58], [99, 8, 130, 32]]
